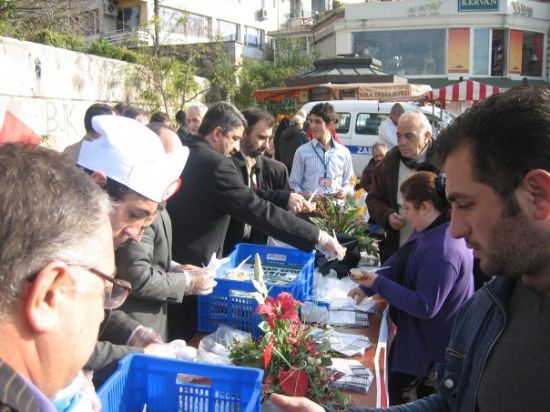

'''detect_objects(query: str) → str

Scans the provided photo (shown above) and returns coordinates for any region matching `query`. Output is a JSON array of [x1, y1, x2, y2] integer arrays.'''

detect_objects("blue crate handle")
[[98, 354, 264, 412]]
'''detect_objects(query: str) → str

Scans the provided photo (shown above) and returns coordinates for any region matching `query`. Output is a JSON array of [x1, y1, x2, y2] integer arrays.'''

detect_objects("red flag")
[[0, 111, 41, 145]]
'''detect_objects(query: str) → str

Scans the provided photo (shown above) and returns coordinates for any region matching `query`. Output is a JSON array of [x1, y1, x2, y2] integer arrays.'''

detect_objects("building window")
[[352, 29, 446, 76], [491, 29, 505, 76], [159, 7, 185, 34], [521, 31, 543, 77], [117, 6, 140, 31], [185, 12, 211, 39], [217, 20, 239, 41], [245, 26, 264, 49], [158, 8, 211, 40], [473, 28, 490, 76]]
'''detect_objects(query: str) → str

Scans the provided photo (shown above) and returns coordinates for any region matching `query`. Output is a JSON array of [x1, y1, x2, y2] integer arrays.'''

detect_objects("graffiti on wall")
[[45, 100, 85, 145]]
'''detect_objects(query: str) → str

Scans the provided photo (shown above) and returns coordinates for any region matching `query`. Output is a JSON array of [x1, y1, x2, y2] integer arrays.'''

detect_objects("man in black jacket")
[[224, 108, 313, 255], [166, 102, 344, 338], [168, 102, 342, 266]]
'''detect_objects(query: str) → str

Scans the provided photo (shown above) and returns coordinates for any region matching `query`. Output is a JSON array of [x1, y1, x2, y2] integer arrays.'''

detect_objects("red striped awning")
[[429, 80, 503, 103]]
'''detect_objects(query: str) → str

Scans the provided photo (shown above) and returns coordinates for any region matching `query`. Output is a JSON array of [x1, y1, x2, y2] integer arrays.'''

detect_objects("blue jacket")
[[342, 276, 514, 412], [360, 222, 474, 377]]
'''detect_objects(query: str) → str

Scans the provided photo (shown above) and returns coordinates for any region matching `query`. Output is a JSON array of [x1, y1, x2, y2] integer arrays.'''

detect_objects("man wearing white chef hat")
[[75, 115, 190, 382], [77, 115, 189, 249]]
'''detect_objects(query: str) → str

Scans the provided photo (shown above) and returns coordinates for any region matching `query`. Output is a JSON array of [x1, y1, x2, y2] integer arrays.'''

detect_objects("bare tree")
[[7, 0, 95, 35]]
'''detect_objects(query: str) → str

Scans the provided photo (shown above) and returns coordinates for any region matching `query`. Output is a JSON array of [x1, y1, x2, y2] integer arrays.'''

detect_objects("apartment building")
[[86, 0, 336, 61]]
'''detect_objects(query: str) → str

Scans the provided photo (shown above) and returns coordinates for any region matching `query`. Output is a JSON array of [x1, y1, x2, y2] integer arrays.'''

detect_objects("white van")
[[299, 100, 454, 174]]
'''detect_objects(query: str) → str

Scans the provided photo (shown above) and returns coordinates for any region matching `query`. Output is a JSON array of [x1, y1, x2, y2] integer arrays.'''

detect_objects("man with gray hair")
[[0, 144, 119, 410], [184, 102, 208, 138], [367, 111, 437, 261]]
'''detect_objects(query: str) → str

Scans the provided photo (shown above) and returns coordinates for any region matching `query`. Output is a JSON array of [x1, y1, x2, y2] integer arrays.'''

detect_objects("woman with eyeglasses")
[[348, 171, 475, 405]]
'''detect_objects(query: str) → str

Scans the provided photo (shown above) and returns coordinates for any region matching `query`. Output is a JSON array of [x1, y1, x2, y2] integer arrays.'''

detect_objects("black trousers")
[[388, 340, 438, 405]]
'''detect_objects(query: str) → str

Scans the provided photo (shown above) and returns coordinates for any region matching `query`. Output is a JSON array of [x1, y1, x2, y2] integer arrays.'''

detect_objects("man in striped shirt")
[[289, 102, 354, 200]]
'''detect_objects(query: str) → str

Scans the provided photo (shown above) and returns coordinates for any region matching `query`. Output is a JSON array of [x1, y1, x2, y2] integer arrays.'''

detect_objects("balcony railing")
[[104, 27, 150, 46]]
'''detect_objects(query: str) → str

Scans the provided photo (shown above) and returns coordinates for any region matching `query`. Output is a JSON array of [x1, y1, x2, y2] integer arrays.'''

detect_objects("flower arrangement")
[[229, 255, 349, 410], [310, 188, 379, 258]]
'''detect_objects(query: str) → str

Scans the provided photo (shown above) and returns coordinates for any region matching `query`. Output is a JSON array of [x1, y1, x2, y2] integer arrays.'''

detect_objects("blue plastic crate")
[[97, 354, 263, 412], [198, 243, 315, 337]]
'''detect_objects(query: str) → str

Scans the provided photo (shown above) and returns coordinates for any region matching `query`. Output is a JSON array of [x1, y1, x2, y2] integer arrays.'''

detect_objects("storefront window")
[[352, 29, 446, 76], [491, 29, 505, 76], [473, 28, 490, 76], [521, 31, 543, 77]]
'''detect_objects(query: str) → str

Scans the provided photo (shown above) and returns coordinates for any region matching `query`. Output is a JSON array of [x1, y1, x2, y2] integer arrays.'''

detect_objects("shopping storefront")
[[331, 0, 549, 87]]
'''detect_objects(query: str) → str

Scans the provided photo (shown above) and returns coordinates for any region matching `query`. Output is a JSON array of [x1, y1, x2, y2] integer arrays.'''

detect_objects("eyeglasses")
[[86, 267, 132, 310], [26, 266, 132, 310]]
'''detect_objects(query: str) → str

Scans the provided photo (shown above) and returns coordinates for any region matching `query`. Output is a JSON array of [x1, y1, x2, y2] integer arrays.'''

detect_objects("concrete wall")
[[0, 36, 143, 150], [0, 36, 208, 150]]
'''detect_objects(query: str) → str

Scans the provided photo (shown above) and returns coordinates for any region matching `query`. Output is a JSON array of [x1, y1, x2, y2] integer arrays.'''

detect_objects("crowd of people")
[[0, 86, 549, 412]]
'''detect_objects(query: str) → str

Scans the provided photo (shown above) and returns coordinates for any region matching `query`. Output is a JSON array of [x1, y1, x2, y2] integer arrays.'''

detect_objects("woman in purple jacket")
[[349, 171, 474, 405]]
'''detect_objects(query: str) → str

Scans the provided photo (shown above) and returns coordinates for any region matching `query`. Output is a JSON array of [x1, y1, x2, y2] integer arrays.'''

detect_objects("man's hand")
[[185, 268, 217, 295], [287, 193, 310, 214], [316, 230, 346, 261], [269, 393, 324, 412], [388, 212, 405, 230], [127, 325, 163, 347]]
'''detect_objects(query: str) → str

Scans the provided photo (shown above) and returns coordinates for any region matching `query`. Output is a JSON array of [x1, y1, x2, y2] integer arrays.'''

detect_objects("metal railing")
[[104, 27, 150, 46]]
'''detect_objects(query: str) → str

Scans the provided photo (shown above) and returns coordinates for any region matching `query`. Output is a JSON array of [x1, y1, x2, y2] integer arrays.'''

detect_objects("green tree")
[[234, 36, 317, 114]]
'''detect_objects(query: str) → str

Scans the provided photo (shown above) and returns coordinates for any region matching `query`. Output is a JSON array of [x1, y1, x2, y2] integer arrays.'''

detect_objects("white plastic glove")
[[143, 343, 176, 359], [143, 340, 198, 360], [315, 230, 346, 261], [127, 325, 163, 347], [184, 268, 217, 295], [169, 339, 197, 360]]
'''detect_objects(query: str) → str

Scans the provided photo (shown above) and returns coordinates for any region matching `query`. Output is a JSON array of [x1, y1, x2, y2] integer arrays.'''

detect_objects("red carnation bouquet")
[[229, 255, 349, 409]]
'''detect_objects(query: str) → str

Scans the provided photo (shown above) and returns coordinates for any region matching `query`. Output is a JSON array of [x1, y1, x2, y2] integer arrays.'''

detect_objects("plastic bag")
[[196, 325, 250, 365]]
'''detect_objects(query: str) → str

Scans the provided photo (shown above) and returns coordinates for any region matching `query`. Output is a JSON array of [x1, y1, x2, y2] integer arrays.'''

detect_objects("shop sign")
[[458, 0, 499, 12], [357, 84, 415, 100], [511, 1, 533, 17], [407, 1, 442, 17]]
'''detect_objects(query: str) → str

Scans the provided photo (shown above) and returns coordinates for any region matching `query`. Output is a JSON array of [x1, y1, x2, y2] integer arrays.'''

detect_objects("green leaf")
[[320, 355, 332, 366], [258, 320, 271, 333]]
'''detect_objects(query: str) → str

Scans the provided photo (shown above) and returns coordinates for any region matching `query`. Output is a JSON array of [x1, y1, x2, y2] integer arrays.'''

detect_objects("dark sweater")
[[477, 279, 550, 412]]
